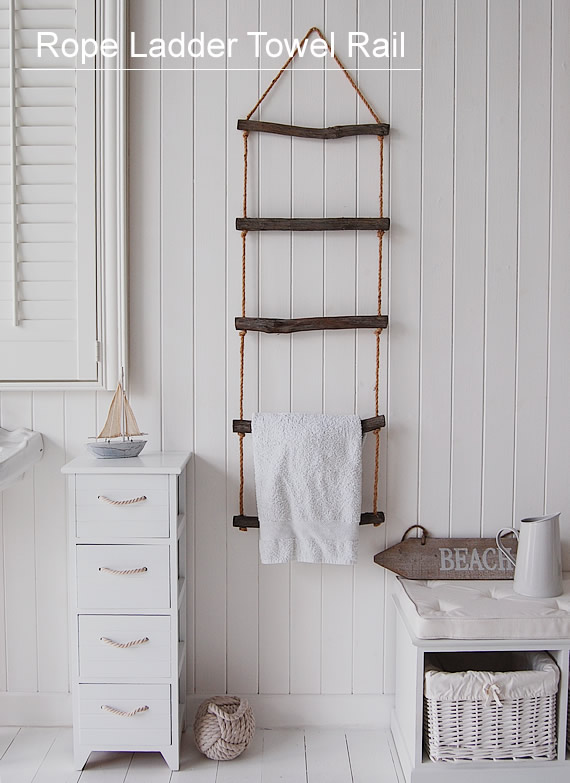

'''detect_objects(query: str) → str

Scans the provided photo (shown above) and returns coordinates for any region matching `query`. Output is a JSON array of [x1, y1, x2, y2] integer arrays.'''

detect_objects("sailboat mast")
[[121, 367, 126, 441]]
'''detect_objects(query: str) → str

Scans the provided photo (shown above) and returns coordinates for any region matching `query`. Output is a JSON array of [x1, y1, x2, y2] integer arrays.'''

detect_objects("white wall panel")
[[0, 0, 568, 711], [226, 0, 261, 696], [192, 0, 228, 695], [256, 0, 293, 698], [450, 0, 486, 538], [514, 0, 551, 525], [419, 0, 454, 536], [481, 0, 519, 538], [383, 0, 422, 694], [352, 0, 390, 698], [548, 0, 570, 568], [289, 0, 324, 697]]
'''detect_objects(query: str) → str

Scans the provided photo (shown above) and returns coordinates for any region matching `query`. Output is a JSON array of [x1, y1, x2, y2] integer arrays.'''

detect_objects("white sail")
[[97, 384, 123, 439], [97, 383, 144, 439], [123, 394, 143, 437]]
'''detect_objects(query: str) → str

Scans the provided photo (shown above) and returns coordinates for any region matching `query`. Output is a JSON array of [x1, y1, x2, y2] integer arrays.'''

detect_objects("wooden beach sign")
[[374, 525, 518, 580]]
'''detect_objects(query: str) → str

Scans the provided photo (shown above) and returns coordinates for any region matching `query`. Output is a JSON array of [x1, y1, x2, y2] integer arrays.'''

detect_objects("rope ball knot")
[[193, 696, 255, 761]]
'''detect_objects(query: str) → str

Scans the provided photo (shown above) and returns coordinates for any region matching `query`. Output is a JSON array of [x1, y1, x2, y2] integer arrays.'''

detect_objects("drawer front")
[[78, 683, 171, 747], [76, 545, 170, 610], [79, 615, 171, 679], [75, 474, 169, 539]]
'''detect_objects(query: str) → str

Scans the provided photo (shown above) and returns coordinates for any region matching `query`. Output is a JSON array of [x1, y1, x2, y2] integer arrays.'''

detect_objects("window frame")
[[0, 0, 127, 391]]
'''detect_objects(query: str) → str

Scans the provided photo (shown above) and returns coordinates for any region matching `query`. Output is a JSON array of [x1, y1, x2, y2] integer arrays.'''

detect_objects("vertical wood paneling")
[[481, 0, 519, 537], [384, 0, 423, 693], [128, 0, 163, 453], [450, 0, 487, 537], [1, 392, 36, 691], [161, 0, 195, 695], [548, 0, 570, 567], [33, 393, 68, 692], [63, 393, 96, 461], [418, 0, 454, 536], [161, 4, 194, 455], [0, 0, 569, 709], [514, 0, 551, 523], [256, 0, 293, 696], [226, 0, 260, 695], [289, 0, 324, 696], [321, 0, 358, 696], [352, 0, 390, 697], [193, 0, 228, 694]]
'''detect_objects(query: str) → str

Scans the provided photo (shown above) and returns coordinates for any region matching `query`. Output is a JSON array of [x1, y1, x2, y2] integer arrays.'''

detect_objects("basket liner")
[[425, 650, 559, 702]]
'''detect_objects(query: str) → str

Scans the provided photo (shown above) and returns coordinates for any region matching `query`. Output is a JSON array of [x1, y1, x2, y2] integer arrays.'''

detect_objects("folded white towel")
[[252, 413, 362, 565]]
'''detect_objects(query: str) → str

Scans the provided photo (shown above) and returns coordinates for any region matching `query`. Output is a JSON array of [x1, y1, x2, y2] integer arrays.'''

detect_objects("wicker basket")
[[424, 651, 559, 763]]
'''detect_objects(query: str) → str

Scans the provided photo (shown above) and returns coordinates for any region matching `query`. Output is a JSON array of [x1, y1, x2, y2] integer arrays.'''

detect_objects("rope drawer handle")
[[98, 495, 147, 506], [101, 704, 149, 718], [99, 566, 148, 576], [100, 636, 149, 649]]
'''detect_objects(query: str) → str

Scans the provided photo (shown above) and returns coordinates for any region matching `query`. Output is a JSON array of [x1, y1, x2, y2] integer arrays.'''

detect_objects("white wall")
[[0, 0, 569, 723]]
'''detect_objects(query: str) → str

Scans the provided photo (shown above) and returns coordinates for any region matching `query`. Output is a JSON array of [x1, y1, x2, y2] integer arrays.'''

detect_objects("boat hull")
[[85, 440, 147, 459]]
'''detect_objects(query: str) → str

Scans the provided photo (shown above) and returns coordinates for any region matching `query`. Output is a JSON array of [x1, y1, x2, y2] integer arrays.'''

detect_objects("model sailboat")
[[85, 379, 147, 459]]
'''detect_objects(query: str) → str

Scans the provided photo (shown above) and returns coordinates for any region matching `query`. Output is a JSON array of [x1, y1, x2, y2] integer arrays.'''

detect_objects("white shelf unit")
[[391, 593, 570, 783], [63, 452, 191, 771]]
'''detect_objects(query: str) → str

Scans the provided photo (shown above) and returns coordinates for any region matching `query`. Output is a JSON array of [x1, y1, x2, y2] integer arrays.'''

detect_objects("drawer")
[[75, 474, 169, 538], [78, 683, 171, 747], [79, 615, 171, 679], [76, 545, 170, 610]]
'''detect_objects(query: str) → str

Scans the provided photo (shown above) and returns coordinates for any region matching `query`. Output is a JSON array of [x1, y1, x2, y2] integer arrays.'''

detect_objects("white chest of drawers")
[[62, 452, 191, 771]]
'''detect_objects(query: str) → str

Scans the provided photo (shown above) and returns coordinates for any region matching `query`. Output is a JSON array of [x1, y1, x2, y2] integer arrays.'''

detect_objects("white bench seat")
[[395, 574, 570, 640]]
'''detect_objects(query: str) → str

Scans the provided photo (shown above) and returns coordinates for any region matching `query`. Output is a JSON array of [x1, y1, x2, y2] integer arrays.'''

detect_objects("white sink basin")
[[0, 427, 44, 492]]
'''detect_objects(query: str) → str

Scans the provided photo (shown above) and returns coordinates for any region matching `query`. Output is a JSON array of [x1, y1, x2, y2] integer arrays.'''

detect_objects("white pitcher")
[[496, 514, 563, 598]]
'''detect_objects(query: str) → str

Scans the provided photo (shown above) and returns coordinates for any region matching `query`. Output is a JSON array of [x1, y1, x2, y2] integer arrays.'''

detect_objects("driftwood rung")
[[235, 316, 387, 334], [236, 217, 390, 232], [233, 415, 385, 435], [237, 119, 390, 139], [234, 512, 385, 529]]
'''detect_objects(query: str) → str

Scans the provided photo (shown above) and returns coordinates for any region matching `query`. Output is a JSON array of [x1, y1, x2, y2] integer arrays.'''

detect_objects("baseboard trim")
[[0, 691, 393, 729], [0, 692, 72, 726], [188, 694, 394, 729]]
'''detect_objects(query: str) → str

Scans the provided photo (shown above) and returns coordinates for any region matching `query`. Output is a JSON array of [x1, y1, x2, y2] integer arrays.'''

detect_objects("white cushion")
[[396, 575, 570, 640], [424, 651, 559, 700]]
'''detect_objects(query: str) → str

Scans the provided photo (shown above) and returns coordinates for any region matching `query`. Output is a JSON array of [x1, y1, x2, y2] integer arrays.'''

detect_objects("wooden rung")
[[237, 119, 390, 139], [233, 415, 385, 435], [235, 316, 388, 334], [236, 217, 390, 232], [234, 512, 385, 528]]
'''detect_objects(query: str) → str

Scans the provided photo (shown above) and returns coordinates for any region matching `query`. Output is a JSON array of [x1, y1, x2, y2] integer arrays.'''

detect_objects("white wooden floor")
[[0, 727, 402, 783]]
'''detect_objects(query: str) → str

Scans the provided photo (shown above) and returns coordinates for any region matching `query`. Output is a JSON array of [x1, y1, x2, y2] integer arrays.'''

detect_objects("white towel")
[[252, 413, 362, 565]]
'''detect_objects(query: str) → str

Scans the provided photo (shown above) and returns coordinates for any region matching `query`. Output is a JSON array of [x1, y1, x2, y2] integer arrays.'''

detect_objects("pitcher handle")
[[496, 528, 519, 568]]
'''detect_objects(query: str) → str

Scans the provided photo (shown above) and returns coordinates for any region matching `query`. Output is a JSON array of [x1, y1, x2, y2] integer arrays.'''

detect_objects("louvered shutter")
[[0, 0, 97, 382]]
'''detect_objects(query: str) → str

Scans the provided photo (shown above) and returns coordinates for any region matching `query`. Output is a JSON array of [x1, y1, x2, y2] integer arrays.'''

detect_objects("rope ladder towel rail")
[[236, 26, 386, 531]]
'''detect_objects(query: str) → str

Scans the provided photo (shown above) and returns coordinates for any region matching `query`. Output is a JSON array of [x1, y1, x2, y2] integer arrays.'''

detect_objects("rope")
[[245, 27, 381, 124], [101, 704, 149, 718], [99, 566, 148, 576], [100, 636, 149, 649], [98, 495, 147, 506], [237, 26, 386, 526], [193, 696, 255, 761], [373, 135, 385, 521]]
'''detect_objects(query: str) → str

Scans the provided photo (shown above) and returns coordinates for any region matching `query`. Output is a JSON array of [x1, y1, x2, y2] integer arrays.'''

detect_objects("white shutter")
[[0, 0, 97, 382]]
